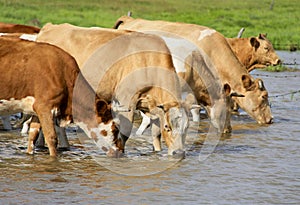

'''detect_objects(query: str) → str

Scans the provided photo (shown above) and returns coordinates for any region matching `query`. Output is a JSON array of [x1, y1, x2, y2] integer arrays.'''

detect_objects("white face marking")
[[160, 36, 198, 73], [198, 29, 216, 41], [76, 119, 119, 154], [0, 96, 35, 115]]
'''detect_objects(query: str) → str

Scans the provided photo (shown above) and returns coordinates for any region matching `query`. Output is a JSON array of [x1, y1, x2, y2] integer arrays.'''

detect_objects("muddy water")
[[1, 51, 300, 204]]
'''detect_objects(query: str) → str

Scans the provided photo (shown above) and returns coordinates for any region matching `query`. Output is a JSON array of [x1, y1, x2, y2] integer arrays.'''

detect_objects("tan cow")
[[227, 34, 281, 72], [0, 37, 121, 157], [114, 16, 273, 125], [36, 23, 189, 157]]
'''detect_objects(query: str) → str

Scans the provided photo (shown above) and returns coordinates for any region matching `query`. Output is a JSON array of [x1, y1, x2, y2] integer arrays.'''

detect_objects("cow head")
[[207, 83, 244, 134], [233, 75, 273, 124], [160, 104, 189, 157], [250, 33, 281, 67], [90, 99, 124, 157], [138, 95, 189, 157]]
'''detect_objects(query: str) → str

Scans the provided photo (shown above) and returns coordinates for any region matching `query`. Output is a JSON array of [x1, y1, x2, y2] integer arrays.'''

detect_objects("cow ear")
[[258, 79, 265, 91], [241, 75, 253, 90], [250, 37, 260, 50], [223, 83, 231, 96], [95, 99, 110, 117], [224, 83, 245, 97], [259, 33, 267, 39]]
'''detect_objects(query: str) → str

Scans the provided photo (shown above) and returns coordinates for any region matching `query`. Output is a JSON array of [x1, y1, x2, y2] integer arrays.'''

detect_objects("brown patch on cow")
[[100, 129, 107, 136], [111, 121, 126, 153], [90, 131, 98, 142], [95, 99, 113, 124]]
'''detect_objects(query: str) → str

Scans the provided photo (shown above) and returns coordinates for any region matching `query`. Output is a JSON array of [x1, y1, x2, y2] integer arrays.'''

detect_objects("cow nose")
[[106, 147, 124, 158], [267, 116, 274, 124], [172, 150, 186, 159], [275, 59, 282, 65]]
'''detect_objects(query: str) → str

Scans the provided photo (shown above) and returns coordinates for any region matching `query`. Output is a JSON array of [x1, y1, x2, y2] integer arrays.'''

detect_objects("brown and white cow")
[[227, 34, 281, 72], [0, 37, 121, 157], [0, 23, 40, 130], [114, 16, 273, 125], [36, 23, 189, 156], [0, 22, 40, 34]]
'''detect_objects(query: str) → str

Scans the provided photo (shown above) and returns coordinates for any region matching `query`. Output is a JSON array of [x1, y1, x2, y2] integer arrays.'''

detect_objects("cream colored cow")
[[37, 23, 189, 156], [114, 16, 273, 125]]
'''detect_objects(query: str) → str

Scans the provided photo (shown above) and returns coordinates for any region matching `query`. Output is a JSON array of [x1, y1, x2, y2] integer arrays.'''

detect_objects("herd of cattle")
[[0, 15, 281, 158]]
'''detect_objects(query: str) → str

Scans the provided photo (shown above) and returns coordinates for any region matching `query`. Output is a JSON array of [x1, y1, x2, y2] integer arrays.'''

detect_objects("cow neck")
[[227, 38, 253, 69], [193, 34, 248, 94], [72, 72, 98, 129]]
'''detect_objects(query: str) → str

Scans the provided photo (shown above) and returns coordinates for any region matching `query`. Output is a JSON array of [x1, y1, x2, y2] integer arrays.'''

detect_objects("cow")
[[227, 34, 281, 72], [0, 37, 121, 157], [36, 23, 189, 157], [113, 16, 273, 125], [0, 22, 40, 34], [0, 22, 40, 130]]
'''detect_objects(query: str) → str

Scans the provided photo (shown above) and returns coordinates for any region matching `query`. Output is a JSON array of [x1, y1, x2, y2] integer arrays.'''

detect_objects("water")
[[1, 51, 300, 204]]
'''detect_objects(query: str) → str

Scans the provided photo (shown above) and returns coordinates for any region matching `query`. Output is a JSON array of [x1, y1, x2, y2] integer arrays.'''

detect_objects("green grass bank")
[[0, 0, 299, 50]]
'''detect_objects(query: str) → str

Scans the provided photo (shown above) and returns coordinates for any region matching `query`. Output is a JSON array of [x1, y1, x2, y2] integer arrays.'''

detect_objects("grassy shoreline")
[[0, 0, 299, 50]]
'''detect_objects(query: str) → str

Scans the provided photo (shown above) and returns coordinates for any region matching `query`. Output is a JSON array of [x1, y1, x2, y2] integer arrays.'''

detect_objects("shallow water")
[[1, 51, 300, 204]]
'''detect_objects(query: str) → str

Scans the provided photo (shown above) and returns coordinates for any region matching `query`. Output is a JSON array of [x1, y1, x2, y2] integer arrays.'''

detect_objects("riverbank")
[[0, 0, 299, 50]]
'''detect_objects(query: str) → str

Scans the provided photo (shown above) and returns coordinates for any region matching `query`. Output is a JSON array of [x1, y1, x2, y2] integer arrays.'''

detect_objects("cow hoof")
[[57, 147, 70, 152]]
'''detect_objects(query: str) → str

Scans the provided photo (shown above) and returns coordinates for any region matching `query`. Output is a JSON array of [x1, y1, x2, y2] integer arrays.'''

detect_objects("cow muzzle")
[[171, 149, 186, 159], [102, 146, 124, 158], [273, 59, 282, 66]]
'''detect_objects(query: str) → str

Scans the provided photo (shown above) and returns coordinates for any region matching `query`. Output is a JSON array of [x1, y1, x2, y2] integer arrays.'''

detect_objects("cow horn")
[[230, 92, 245, 97], [258, 80, 265, 90]]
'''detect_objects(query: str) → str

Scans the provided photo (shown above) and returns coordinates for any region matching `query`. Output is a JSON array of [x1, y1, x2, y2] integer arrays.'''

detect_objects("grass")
[[262, 65, 300, 72], [0, 0, 299, 50]]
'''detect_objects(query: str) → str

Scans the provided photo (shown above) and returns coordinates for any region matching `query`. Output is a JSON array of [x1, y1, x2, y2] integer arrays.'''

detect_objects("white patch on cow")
[[21, 117, 33, 134], [198, 29, 216, 41], [0, 96, 35, 115], [76, 119, 119, 154], [160, 36, 198, 73], [20, 34, 38, 41]]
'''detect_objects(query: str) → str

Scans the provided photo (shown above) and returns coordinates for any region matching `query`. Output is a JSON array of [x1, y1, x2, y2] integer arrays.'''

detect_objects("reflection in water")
[[1, 56, 300, 204]]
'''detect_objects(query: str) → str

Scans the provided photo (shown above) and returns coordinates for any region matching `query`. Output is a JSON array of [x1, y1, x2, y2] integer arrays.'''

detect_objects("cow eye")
[[264, 47, 269, 51], [164, 125, 171, 132]]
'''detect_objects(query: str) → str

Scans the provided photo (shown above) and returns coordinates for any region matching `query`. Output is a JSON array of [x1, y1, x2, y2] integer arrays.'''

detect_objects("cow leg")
[[34, 108, 57, 157], [55, 126, 70, 150], [20, 116, 33, 135], [190, 107, 200, 122], [35, 129, 45, 148], [151, 118, 162, 152], [231, 100, 240, 115], [33, 118, 69, 150], [136, 111, 151, 135], [1, 115, 12, 130], [27, 119, 41, 154]]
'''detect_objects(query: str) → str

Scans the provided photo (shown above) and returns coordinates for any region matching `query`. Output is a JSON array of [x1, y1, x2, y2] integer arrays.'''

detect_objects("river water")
[[1, 51, 299, 204]]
